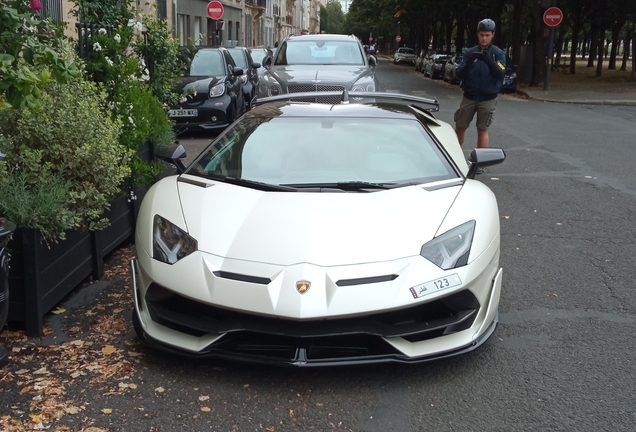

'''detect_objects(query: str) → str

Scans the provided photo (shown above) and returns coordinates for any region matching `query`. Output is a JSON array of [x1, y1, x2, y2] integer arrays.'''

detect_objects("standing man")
[[454, 19, 505, 149]]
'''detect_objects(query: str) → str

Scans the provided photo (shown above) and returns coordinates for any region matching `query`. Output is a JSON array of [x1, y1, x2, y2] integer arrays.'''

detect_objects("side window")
[[224, 51, 235, 74]]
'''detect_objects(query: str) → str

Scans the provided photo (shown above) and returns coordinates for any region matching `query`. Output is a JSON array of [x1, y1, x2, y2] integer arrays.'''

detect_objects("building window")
[[178, 14, 190, 46], [228, 21, 233, 46], [194, 17, 202, 45], [236, 22, 241, 46], [157, 0, 167, 20]]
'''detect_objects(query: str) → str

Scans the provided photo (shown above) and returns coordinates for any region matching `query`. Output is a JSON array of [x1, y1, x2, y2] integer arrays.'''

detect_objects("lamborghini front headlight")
[[152, 215, 198, 265], [420, 221, 475, 270]]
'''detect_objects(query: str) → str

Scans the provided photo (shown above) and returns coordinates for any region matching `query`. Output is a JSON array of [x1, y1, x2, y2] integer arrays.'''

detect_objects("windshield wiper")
[[203, 174, 298, 192], [283, 181, 401, 191]]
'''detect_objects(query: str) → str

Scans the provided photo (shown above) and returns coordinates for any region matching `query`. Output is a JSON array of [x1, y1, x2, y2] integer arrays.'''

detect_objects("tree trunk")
[[587, 28, 597, 67], [608, 21, 624, 70], [555, 24, 566, 65], [529, 0, 545, 86], [620, 25, 631, 71], [570, 22, 580, 74], [596, 28, 604, 77]]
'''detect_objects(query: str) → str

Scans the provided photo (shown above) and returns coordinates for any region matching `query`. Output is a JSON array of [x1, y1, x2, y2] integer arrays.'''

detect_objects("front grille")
[[288, 84, 345, 104], [145, 283, 481, 364]]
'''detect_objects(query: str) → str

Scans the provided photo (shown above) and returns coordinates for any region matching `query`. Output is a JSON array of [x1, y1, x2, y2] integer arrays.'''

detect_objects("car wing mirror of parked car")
[[368, 55, 377, 68], [263, 56, 272, 68], [233, 67, 244, 76], [155, 143, 187, 174], [466, 148, 506, 179], [252, 62, 261, 69]]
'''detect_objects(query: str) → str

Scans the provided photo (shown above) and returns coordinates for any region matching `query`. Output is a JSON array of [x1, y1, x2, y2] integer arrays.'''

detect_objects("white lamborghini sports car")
[[132, 91, 506, 367]]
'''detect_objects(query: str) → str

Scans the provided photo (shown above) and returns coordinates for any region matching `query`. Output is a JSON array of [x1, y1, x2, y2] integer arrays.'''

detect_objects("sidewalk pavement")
[[516, 82, 636, 106]]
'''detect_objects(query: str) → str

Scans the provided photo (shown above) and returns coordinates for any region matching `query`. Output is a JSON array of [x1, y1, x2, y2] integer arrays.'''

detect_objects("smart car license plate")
[[409, 274, 462, 299], [169, 109, 198, 117]]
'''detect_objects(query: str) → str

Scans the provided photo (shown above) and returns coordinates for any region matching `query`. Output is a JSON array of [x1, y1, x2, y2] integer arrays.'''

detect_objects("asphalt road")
[[4, 60, 636, 432]]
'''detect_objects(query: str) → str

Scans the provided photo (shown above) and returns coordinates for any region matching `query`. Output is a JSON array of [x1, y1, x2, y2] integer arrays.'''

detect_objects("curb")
[[515, 89, 636, 106]]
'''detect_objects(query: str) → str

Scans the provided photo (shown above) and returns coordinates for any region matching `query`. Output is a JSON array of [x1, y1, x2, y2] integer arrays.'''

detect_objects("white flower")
[[140, 74, 150, 82], [133, 21, 143, 32], [179, 96, 187, 103], [193, 90, 197, 97], [128, 116, 135, 126], [127, 19, 134, 27], [128, 103, 133, 111], [105, 56, 113, 66], [107, 101, 115, 110], [114, 34, 121, 43], [139, 58, 146, 68], [98, 28, 107, 35], [93, 42, 102, 51]]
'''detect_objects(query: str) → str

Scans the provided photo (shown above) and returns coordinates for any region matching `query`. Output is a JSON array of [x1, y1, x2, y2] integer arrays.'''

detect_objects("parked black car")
[[228, 47, 261, 110], [170, 47, 245, 133], [424, 53, 451, 79], [501, 54, 518, 93], [248, 47, 273, 78], [443, 53, 463, 84]]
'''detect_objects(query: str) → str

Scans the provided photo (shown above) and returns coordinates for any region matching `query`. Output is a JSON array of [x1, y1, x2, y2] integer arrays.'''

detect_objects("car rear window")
[[187, 117, 457, 186], [228, 49, 248, 69], [275, 41, 364, 66]]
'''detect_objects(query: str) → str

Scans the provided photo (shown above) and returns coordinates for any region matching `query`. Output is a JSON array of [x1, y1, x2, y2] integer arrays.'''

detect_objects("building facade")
[[38, 0, 324, 48]]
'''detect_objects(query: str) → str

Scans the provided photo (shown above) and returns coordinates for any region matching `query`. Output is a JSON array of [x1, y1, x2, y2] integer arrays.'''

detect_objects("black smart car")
[[170, 47, 245, 133]]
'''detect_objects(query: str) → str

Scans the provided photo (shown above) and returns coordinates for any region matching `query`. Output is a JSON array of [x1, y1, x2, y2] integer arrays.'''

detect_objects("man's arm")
[[455, 49, 476, 80], [482, 48, 505, 80]]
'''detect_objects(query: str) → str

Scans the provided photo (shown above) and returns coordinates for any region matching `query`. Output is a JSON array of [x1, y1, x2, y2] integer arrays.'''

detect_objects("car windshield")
[[185, 117, 457, 188], [228, 49, 248, 69], [275, 40, 364, 66], [189, 50, 225, 76], [434, 55, 451, 63], [399, 48, 414, 55]]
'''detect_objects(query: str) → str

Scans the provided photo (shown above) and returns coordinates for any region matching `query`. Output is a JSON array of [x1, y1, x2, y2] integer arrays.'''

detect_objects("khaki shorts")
[[454, 96, 497, 130]]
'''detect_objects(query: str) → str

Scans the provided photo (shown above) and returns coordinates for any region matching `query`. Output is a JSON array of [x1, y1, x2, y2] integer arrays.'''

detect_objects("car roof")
[[247, 97, 437, 122], [285, 34, 360, 42]]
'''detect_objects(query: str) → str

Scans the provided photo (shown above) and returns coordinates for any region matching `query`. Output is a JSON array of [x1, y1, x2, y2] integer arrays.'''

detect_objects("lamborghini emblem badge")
[[296, 280, 311, 295]]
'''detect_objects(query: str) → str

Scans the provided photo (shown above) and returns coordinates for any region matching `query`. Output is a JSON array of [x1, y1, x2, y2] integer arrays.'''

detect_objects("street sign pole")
[[544, 26, 555, 91], [543, 2, 562, 91]]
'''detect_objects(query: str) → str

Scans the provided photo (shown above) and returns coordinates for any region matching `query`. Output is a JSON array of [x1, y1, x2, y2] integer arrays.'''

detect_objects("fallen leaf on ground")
[[101, 408, 112, 415], [52, 307, 66, 314], [201, 406, 211, 412], [155, 387, 165, 393], [198, 395, 210, 401], [101, 346, 117, 355]]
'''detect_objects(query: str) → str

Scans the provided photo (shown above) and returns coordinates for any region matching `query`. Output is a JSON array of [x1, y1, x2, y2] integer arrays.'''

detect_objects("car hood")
[[176, 76, 223, 93], [176, 178, 462, 266], [266, 65, 372, 86]]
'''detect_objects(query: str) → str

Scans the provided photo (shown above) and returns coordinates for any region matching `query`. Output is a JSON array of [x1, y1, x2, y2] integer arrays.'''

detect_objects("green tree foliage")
[[346, 0, 636, 85], [321, 0, 346, 34], [0, 0, 81, 109]]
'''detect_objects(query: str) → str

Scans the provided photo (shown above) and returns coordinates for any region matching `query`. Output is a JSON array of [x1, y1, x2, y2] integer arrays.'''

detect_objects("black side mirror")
[[155, 143, 187, 173], [263, 56, 272, 68], [466, 148, 506, 179], [252, 62, 261, 69], [233, 67, 244, 76], [368, 55, 377, 68]]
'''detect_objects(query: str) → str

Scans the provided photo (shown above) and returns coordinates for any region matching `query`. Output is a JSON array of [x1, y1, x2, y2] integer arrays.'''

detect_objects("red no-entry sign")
[[207, 1, 224, 20], [396, 35, 401, 43], [543, 7, 563, 27]]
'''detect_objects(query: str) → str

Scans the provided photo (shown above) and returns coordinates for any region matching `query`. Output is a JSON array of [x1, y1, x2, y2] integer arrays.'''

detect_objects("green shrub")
[[0, 79, 132, 240]]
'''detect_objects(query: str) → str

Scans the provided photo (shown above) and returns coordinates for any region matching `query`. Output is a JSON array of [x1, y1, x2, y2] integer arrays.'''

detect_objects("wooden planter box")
[[7, 192, 141, 336], [7, 142, 157, 336]]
